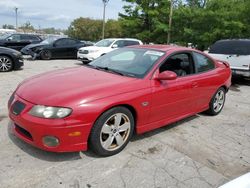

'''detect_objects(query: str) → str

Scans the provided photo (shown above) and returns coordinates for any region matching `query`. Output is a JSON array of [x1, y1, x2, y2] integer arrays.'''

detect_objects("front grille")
[[12, 101, 26, 115], [15, 124, 33, 141], [79, 50, 89, 54]]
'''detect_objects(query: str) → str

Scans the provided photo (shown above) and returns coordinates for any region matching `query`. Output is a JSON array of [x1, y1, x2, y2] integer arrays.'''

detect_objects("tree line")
[[67, 0, 250, 50]]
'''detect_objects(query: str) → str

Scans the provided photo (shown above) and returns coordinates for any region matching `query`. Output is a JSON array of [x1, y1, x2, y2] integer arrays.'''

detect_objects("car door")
[[4, 34, 23, 50], [191, 52, 220, 111], [65, 39, 80, 58], [149, 52, 197, 124], [51, 38, 69, 58], [20, 35, 33, 48]]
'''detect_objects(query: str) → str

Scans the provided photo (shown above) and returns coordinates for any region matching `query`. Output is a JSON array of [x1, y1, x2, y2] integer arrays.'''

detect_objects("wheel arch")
[[92, 103, 138, 134]]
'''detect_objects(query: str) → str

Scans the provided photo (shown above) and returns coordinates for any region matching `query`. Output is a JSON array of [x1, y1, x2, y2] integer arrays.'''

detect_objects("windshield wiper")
[[95, 66, 126, 76], [84, 64, 136, 77]]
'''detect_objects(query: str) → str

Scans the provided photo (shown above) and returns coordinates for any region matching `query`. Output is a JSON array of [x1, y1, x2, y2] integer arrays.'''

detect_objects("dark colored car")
[[0, 33, 42, 51], [0, 47, 23, 72], [21, 37, 92, 60]]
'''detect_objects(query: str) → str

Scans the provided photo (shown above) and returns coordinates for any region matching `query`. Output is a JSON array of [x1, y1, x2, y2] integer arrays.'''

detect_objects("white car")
[[208, 39, 250, 78], [77, 38, 143, 63]]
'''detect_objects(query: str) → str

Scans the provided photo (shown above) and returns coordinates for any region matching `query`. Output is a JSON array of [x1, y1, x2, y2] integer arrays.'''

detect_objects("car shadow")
[[230, 77, 250, 92], [7, 121, 96, 162]]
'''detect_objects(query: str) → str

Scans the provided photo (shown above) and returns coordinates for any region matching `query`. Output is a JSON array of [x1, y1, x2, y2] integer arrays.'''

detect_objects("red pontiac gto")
[[8, 45, 231, 156]]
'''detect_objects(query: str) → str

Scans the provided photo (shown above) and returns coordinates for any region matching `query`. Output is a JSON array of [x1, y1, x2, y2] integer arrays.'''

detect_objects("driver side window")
[[159, 53, 195, 77], [113, 40, 125, 48], [54, 39, 67, 46], [7, 34, 20, 41]]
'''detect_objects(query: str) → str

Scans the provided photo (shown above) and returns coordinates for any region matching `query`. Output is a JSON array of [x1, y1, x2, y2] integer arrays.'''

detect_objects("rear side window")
[[209, 40, 250, 55], [21, 35, 40, 41], [193, 52, 215, 73], [124, 40, 140, 46]]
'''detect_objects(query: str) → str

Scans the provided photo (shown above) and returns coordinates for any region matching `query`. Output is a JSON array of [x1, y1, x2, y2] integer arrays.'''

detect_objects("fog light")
[[68, 131, 81, 137], [42, 136, 59, 147]]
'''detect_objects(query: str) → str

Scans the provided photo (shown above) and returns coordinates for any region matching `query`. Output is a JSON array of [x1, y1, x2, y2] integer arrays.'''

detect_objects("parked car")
[[0, 47, 23, 72], [0, 33, 42, 51], [208, 39, 250, 78], [21, 37, 91, 60], [77, 38, 143, 63], [8, 45, 231, 156]]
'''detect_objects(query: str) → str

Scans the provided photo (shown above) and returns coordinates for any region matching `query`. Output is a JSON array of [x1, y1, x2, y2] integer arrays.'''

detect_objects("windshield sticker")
[[144, 50, 164, 56]]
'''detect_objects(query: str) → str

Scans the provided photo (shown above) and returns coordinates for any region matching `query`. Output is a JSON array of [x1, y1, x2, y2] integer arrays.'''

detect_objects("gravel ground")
[[0, 59, 249, 188]]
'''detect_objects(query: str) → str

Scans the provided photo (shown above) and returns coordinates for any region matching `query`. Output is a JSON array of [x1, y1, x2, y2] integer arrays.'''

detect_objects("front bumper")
[[13, 55, 24, 69], [8, 94, 90, 152], [21, 48, 38, 57], [231, 69, 250, 78], [77, 52, 100, 62]]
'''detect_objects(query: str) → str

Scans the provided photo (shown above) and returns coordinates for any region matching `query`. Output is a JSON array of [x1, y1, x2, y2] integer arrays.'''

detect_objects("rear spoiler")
[[216, 60, 230, 68]]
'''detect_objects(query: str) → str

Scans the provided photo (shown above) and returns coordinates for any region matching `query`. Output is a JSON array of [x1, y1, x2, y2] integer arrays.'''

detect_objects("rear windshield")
[[209, 40, 250, 55]]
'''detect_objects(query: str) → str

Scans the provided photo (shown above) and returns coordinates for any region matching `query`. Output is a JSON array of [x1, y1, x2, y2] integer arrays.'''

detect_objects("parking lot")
[[0, 59, 250, 188]]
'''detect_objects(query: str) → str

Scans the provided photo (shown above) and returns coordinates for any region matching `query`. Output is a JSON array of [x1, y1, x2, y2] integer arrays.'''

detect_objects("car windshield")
[[41, 37, 59, 44], [89, 48, 165, 78], [0, 34, 10, 40], [95, 39, 115, 47]]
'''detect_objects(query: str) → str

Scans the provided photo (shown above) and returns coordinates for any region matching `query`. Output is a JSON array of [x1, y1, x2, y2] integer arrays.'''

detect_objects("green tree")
[[119, 0, 171, 43], [67, 17, 103, 41], [19, 21, 35, 31], [2, 24, 15, 29], [120, 0, 248, 50]]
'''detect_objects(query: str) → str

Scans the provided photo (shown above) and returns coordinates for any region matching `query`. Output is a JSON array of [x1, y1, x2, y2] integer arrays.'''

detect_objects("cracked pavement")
[[0, 60, 249, 188]]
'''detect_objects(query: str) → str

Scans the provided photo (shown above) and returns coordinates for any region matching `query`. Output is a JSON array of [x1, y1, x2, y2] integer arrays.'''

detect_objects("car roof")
[[215, 39, 250, 43], [130, 44, 192, 52], [105, 38, 142, 41]]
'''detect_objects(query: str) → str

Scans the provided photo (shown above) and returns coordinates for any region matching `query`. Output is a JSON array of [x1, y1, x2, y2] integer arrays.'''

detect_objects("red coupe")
[[8, 45, 231, 156]]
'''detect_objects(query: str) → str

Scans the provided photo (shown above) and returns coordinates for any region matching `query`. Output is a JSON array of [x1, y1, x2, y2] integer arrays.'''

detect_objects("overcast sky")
[[0, 0, 125, 29]]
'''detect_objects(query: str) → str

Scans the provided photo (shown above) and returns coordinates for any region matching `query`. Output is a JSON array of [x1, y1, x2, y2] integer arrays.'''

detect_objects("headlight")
[[12, 52, 21, 56], [29, 105, 72, 119]]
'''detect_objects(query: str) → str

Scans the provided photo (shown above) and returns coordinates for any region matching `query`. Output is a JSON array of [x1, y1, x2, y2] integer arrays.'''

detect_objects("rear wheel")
[[0, 56, 13, 72], [206, 87, 226, 115], [40, 50, 52, 60], [89, 107, 134, 156]]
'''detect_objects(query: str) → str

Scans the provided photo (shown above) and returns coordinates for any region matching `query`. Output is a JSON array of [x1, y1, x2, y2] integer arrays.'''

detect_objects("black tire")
[[89, 107, 134, 156], [82, 61, 90, 65], [0, 55, 13, 72], [206, 87, 226, 116], [40, 50, 52, 60]]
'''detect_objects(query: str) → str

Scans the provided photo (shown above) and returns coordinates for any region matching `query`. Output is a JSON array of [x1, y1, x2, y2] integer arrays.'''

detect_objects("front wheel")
[[206, 87, 226, 115], [40, 50, 52, 60], [0, 56, 13, 72], [89, 107, 134, 156]]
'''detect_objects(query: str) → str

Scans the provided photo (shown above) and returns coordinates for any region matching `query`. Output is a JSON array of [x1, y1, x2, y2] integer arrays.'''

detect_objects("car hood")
[[16, 67, 145, 106]]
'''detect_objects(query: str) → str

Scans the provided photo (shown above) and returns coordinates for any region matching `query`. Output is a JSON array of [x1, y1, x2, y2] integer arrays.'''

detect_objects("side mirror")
[[7, 38, 12, 41], [155, 71, 177, 80], [112, 44, 118, 48]]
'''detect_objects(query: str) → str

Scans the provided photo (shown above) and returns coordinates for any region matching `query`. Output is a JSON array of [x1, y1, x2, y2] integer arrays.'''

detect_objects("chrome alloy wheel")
[[213, 90, 225, 113], [100, 113, 131, 151], [0, 56, 12, 72]]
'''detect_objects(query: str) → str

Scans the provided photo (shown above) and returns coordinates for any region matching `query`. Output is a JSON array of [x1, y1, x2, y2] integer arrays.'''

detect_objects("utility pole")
[[167, 0, 173, 44], [102, 0, 109, 39], [14, 7, 18, 29]]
